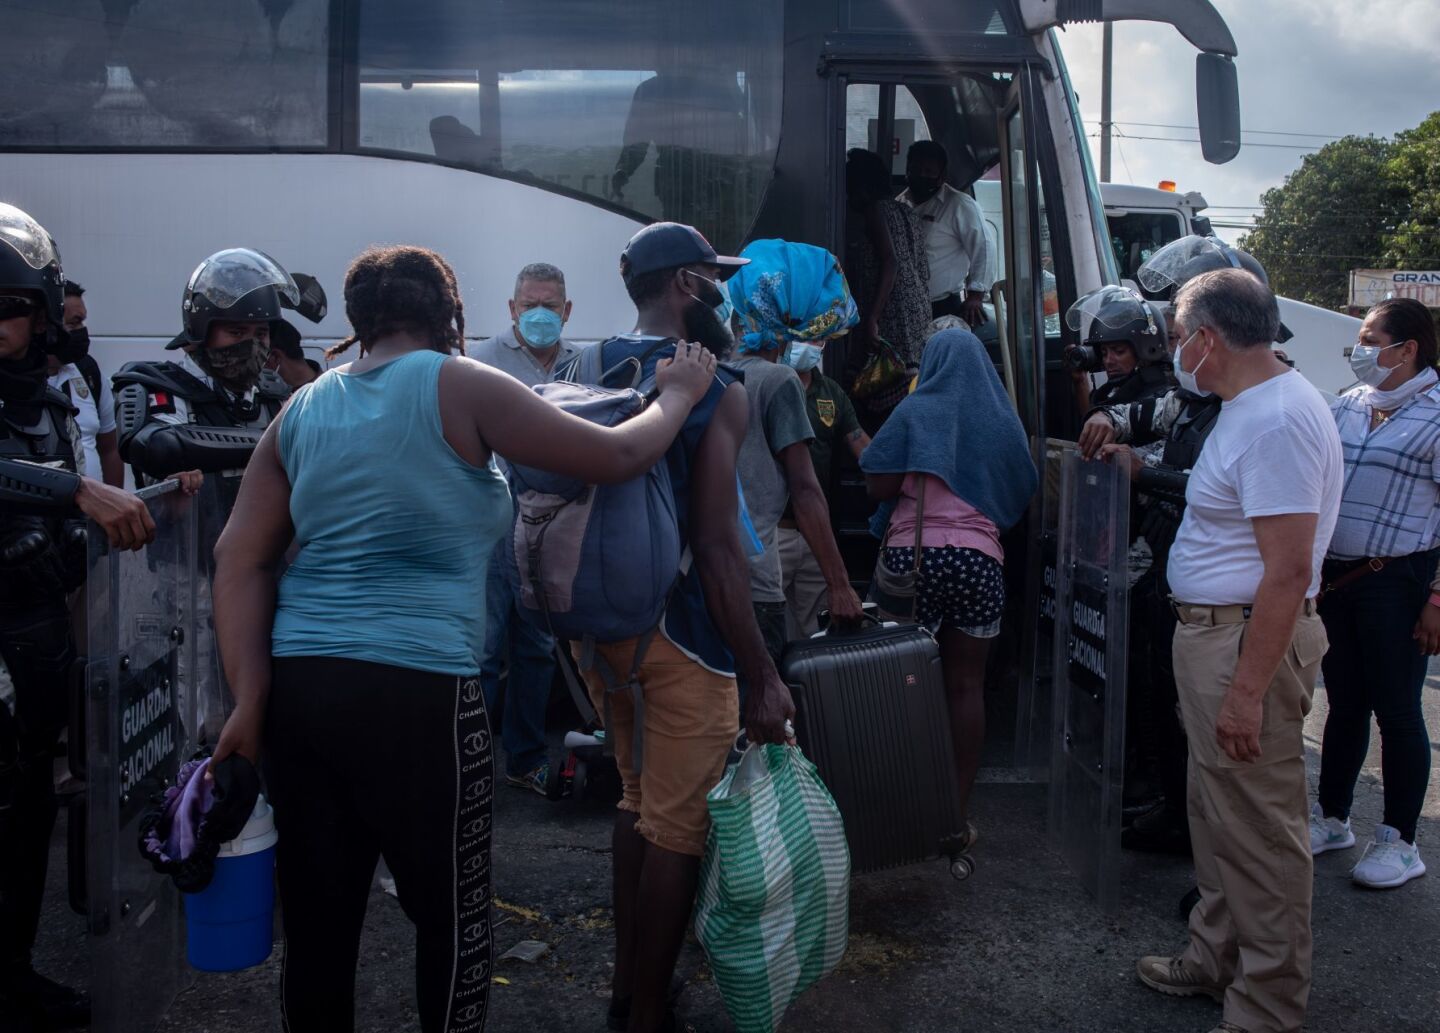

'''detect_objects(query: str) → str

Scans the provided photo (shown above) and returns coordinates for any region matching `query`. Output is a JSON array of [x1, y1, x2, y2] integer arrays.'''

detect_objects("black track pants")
[[265, 657, 495, 1033]]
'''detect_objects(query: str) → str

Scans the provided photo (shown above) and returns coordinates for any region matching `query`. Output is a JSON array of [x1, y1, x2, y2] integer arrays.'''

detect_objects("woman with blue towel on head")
[[862, 328, 1037, 846]]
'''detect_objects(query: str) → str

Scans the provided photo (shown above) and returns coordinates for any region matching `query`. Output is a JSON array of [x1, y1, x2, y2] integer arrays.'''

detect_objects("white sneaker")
[[1309, 802, 1355, 855], [1352, 825, 1426, 889]]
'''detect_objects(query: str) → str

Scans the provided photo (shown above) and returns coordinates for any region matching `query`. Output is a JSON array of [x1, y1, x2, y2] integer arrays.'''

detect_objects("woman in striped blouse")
[[1310, 297, 1440, 889]]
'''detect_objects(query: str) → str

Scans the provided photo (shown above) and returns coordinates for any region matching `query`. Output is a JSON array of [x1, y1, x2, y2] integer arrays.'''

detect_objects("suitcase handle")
[[817, 610, 884, 637]]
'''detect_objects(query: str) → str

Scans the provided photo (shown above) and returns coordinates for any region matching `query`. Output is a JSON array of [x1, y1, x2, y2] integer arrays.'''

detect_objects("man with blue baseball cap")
[[559, 222, 797, 1033]]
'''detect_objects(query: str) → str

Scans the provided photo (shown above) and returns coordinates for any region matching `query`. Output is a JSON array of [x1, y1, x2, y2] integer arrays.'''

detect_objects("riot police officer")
[[113, 249, 325, 510], [0, 202, 171, 1029], [1064, 284, 1173, 413], [1078, 236, 1289, 861]]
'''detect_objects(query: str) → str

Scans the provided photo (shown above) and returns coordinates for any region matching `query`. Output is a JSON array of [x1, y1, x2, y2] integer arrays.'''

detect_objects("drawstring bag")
[[850, 339, 915, 413], [138, 752, 261, 893], [694, 744, 850, 1033]]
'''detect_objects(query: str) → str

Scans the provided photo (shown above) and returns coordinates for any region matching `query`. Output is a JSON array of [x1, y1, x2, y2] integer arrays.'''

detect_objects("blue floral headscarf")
[[727, 239, 860, 354]]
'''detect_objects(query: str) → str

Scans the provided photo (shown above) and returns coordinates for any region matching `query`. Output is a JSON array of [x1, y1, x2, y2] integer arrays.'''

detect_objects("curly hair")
[[326, 245, 466, 359]]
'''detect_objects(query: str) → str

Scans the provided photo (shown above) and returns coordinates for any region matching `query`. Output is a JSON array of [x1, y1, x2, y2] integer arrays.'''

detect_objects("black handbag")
[[869, 477, 926, 622]]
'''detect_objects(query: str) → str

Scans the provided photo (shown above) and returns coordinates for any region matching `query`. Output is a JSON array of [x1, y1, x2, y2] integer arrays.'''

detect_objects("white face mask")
[[1348, 340, 1405, 388], [1173, 329, 1213, 397]]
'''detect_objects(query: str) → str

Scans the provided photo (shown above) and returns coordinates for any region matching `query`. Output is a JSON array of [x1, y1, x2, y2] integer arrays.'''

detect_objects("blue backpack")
[[501, 375, 683, 645], [502, 338, 688, 770]]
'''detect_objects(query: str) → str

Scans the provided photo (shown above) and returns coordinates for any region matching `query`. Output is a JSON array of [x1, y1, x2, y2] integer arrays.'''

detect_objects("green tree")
[[1240, 135, 1407, 309], [1382, 112, 1440, 269]]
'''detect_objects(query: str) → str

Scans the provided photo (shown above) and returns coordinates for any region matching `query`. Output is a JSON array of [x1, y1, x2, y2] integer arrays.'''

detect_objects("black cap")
[[620, 222, 747, 283]]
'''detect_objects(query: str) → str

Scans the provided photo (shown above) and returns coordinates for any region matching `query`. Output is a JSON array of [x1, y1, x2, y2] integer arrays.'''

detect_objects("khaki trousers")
[[1171, 605, 1328, 1033], [777, 526, 828, 639]]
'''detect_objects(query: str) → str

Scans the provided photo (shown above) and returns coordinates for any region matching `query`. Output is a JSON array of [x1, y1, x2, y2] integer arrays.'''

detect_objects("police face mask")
[[784, 342, 824, 372], [1348, 340, 1405, 388], [196, 337, 271, 390], [1173, 329, 1213, 397], [517, 306, 564, 349]]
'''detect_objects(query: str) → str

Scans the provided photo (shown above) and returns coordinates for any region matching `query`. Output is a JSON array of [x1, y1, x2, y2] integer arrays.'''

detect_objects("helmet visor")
[[1065, 284, 1156, 336], [1136, 235, 1235, 294], [186, 248, 300, 311], [0, 204, 59, 272]]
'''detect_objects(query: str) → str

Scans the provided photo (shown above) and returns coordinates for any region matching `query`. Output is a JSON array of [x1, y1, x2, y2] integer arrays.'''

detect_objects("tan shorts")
[[574, 635, 739, 857]]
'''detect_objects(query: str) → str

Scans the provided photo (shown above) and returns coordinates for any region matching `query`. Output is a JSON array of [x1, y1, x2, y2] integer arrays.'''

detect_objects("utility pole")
[[1100, 22, 1113, 182]]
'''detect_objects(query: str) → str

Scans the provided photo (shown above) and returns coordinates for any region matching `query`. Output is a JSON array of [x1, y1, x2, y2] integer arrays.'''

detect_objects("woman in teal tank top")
[[202, 245, 717, 1033]]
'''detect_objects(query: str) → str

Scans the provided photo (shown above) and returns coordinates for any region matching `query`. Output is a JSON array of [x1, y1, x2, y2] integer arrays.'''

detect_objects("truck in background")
[[974, 180, 1359, 395], [1098, 182, 1358, 395]]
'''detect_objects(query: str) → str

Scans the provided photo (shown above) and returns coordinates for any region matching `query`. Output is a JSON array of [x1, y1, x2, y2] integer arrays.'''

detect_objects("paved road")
[[35, 671, 1440, 1032]]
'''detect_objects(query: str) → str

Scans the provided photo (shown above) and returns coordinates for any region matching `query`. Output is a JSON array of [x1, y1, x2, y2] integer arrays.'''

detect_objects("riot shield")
[[1048, 452, 1129, 913], [189, 479, 236, 745], [85, 482, 200, 1032], [1013, 438, 1077, 778]]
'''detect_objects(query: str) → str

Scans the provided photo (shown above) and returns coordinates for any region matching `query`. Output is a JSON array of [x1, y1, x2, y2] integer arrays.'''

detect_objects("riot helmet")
[[1064, 285, 1169, 372], [1137, 235, 1270, 295], [1138, 235, 1292, 343], [0, 202, 66, 333], [181, 248, 301, 345]]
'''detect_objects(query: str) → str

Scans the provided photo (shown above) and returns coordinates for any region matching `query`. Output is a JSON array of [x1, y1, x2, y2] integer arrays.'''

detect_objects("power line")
[[1083, 118, 1347, 141], [1087, 132, 1322, 151]]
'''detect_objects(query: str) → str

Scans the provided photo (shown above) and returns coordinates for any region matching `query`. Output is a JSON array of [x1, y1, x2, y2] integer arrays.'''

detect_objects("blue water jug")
[[184, 795, 278, 972]]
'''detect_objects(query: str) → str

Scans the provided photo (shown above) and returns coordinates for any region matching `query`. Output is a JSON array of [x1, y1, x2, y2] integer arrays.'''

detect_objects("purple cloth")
[[145, 757, 214, 865]]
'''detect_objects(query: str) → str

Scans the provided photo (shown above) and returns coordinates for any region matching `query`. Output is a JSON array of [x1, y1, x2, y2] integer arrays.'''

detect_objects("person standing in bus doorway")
[[899, 140, 991, 328], [473, 263, 582, 796], [47, 280, 123, 486], [726, 239, 867, 645], [1137, 269, 1342, 1033], [560, 222, 795, 1033], [845, 148, 931, 373]]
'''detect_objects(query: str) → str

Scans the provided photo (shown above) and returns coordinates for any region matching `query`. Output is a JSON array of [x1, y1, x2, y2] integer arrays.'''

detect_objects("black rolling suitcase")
[[781, 620, 974, 879]]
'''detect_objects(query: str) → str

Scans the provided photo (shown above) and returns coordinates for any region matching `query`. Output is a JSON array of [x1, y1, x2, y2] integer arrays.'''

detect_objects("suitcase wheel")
[[949, 855, 975, 881], [573, 760, 589, 802]]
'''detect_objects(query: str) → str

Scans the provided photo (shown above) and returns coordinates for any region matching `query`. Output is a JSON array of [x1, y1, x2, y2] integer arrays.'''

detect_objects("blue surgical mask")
[[683, 269, 732, 328], [517, 306, 564, 349], [784, 343, 823, 372], [1348, 341, 1404, 388]]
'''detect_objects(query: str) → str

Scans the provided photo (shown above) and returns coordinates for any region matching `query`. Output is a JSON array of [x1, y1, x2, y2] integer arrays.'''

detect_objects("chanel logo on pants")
[[465, 777, 492, 802], [461, 960, 490, 985], [462, 920, 488, 944], [462, 885, 489, 909], [463, 729, 491, 756], [454, 1003, 483, 1024], [461, 679, 481, 704], [462, 815, 491, 840]]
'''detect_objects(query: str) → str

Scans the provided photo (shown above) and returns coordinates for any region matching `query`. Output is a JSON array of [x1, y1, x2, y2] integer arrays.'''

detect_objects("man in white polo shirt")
[[473, 263, 582, 795], [1135, 268, 1342, 1033]]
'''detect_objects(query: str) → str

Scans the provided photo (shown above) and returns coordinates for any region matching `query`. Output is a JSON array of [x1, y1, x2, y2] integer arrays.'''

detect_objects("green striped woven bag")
[[694, 744, 851, 1033]]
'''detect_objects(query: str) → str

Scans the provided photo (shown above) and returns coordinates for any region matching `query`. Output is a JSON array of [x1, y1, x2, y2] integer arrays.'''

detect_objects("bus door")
[[821, 61, 1070, 767]]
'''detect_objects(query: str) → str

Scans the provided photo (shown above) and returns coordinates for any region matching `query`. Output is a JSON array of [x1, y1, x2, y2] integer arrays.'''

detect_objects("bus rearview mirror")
[[1196, 52, 1240, 164]]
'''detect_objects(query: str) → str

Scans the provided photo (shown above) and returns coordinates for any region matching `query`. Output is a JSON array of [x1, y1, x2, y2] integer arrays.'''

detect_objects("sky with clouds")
[[1055, 0, 1440, 246]]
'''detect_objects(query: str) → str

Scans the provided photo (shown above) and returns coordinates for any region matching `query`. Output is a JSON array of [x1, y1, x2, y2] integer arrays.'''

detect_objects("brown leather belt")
[[1318, 557, 1389, 603]]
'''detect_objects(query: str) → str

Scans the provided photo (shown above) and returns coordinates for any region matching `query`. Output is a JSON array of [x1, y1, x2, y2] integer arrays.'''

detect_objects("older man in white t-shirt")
[[1133, 269, 1342, 1033]]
